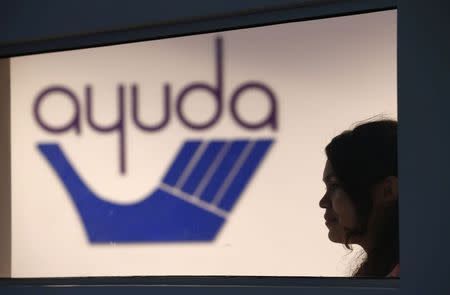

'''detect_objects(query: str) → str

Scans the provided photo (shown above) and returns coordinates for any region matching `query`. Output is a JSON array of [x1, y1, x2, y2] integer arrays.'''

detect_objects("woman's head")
[[319, 119, 398, 276]]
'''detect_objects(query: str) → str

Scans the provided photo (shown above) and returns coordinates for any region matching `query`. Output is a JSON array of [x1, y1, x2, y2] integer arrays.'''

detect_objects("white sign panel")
[[9, 10, 396, 277]]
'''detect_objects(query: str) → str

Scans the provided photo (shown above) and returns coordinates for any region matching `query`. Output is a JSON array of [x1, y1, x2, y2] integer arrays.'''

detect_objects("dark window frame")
[[2, 0, 450, 294]]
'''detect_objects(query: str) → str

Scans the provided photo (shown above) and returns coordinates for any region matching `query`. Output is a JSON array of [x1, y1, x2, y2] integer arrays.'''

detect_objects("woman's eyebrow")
[[323, 174, 337, 183]]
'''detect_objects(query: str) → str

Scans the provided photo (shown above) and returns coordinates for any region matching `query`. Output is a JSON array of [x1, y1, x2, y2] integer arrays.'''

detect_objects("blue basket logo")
[[38, 139, 273, 243]]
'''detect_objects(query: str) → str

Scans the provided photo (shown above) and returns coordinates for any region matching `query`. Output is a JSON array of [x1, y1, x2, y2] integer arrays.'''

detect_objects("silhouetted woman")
[[319, 119, 399, 277]]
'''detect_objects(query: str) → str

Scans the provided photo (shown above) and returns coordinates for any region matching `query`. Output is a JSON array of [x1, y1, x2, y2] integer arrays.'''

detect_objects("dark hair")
[[325, 119, 398, 277]]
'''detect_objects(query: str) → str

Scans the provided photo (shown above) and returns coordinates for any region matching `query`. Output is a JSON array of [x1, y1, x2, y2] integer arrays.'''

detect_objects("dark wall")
[[0, 0, 314, 46], [0, 0, 395, 57], [398, 0, 450, 294]]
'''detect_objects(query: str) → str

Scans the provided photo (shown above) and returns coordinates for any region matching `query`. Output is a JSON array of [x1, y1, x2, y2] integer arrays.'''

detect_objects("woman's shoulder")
[[386, 264, 400, 277]]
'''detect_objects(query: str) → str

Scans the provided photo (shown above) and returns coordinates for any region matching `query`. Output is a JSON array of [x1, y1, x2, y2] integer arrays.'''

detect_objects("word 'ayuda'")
[[33, 37, 278, 174]]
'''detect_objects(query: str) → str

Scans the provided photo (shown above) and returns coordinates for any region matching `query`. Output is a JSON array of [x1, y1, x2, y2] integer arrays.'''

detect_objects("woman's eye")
[[327, 183, 339, 191]]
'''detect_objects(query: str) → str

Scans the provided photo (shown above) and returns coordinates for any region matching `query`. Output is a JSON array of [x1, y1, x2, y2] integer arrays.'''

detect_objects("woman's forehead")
[[323, 160, 338, 182]]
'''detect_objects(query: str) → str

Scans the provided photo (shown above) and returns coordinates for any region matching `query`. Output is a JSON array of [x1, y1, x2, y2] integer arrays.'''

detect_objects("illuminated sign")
[[9, 10, 396, 277]]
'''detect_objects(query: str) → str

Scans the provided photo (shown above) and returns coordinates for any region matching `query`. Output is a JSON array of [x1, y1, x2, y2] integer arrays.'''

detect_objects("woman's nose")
[[319, 194, 329, 209]]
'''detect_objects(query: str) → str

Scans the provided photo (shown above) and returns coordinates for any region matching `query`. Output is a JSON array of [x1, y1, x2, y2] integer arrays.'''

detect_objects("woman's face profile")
[[319, 160, 360, 244]]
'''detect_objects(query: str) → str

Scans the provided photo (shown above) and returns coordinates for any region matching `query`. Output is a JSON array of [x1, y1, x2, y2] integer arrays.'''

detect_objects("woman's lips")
[[325, 219, 337, 227], [324, 213, 337, 226]]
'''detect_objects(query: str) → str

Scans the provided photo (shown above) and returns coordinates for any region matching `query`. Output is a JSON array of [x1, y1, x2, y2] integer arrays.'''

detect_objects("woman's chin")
[[328, 230, 345, 244]]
